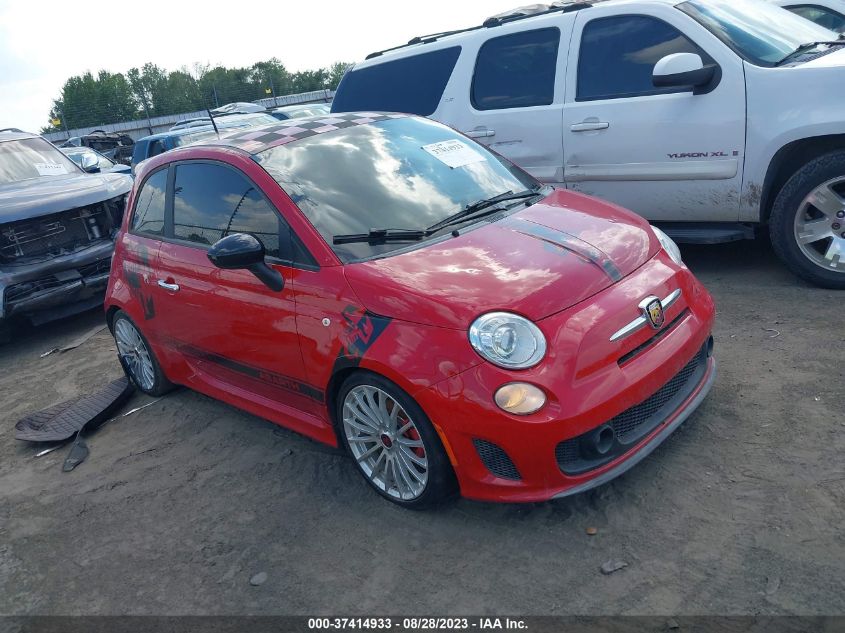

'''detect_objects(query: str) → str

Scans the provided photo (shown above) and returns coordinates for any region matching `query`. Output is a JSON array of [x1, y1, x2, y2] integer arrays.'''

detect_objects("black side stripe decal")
[[179, 344, 325, 403]]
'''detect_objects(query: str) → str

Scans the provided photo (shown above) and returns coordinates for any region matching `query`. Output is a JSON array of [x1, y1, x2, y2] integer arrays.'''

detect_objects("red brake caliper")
[[403, 425, 425, 458]]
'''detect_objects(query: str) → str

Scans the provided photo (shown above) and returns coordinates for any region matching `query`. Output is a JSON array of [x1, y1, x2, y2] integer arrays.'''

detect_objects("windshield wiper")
[[426, 189, 540, 233], [333, 228, 430, 245], [777, 38, 845, 65]]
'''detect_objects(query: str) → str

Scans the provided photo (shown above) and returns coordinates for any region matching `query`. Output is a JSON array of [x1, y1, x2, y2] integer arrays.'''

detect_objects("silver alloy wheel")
[[794, 176, 845, 272], [114, 318, 155, 391], [342, 385, 429, 501]]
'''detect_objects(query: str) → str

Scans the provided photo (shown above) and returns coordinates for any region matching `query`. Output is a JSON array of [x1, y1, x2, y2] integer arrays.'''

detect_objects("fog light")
[[494, 383, 546, 415]]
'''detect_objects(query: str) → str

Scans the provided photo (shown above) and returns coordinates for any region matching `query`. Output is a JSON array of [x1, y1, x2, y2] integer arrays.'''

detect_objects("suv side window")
[[785, 4, 845, 31], [472, 28, 560, 110], [331, 47, 461, 116], [172, 162, 284, 258], [577, 16, 710, 101], [131, 168, 167, 236]]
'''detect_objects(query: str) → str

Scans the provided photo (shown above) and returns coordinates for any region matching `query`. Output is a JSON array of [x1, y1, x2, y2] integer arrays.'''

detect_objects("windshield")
[[0, 137, 80, 185], [679, 0, 838, 65], [255, 117, 540, 262]]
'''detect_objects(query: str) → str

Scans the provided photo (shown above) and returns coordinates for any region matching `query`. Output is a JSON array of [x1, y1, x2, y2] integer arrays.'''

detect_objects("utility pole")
[[212, 86, 219, 108], [270, 77, 277, 107], [139, 91, 154, 135]]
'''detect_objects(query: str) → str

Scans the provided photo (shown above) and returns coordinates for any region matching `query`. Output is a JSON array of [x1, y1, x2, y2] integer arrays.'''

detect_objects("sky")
[[0, 0, 521, 133]]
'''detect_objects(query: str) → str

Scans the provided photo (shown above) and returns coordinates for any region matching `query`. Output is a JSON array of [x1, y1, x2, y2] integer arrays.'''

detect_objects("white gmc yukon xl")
[[332, 0, 845, 288]]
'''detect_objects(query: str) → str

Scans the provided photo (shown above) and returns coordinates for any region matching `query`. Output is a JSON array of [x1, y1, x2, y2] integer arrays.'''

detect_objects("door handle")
[[464, 128, 496, 138], [157, 279, 180, 292], [570, 121, 610, 132]]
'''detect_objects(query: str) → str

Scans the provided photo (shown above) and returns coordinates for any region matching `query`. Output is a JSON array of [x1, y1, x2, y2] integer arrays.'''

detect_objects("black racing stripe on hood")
[[507, 217, 623, 282]]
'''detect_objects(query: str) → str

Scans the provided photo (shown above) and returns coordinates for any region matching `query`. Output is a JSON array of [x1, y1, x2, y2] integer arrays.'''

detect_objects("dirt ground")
[[1, 238, 843, 616]]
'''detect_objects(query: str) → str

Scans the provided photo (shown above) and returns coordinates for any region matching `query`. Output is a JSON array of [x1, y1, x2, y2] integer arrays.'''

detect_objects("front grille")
[[4, 257, 112, 306], [473, 439, 521, 480], [78, 257, 111, 278], [618, 309, 689, 366], [556, 343, 709, 475], [0, 201, 118, 264], [612, 349, 702, 442]]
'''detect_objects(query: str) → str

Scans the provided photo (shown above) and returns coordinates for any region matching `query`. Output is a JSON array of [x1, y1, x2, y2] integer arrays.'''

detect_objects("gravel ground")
[[1, 238, 843, 616]]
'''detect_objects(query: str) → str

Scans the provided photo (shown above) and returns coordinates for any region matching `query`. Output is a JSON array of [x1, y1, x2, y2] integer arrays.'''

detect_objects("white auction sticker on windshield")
[[422, 139, 486, 169], [34, 162, 68, 176]]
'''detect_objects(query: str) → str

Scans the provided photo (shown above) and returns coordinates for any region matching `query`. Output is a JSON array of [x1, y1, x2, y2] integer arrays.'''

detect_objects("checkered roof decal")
[[206, 112, 409, 154]]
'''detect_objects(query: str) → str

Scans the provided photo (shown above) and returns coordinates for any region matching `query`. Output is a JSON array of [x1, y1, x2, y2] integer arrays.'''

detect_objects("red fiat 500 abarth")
[[105, 113, 716, 508]]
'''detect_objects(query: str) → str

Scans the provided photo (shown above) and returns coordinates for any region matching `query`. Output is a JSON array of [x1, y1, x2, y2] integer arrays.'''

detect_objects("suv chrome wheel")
[[794, 176, 845, 272], [115, 317, 155, 391], [342, 385, 429, 501]]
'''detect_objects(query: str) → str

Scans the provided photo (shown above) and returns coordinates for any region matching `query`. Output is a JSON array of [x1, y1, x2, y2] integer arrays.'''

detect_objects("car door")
[[438, 20, 570, 184], [152, 160, 319, 416], [562, 6, 746, 221], [120, 166, 166, 330]]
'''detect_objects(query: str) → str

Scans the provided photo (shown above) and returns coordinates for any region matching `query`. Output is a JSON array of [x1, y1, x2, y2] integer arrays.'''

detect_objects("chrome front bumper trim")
[[609, 288, 682, 342]]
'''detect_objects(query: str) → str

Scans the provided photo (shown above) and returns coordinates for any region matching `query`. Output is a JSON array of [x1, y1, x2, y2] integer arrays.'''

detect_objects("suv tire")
[[770, 150, 845, 289]]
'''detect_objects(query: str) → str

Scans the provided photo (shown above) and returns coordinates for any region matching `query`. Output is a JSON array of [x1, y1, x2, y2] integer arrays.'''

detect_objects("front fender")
[[742, 60, 845, 220]]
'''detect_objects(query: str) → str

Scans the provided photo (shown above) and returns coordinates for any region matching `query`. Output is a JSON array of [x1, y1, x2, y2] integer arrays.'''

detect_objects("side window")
[[472, 28, 560, 110], [131, 169, 167, 236], [786, 5, 845, 31], [172, 163, 284, 258], [577, 16, 710, 101], [148, 140, 165, 158], [331, 47, 461, 116]]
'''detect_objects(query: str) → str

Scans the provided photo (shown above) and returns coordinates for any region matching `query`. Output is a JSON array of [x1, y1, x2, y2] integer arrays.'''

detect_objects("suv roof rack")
[[365, 2, 592, 59]]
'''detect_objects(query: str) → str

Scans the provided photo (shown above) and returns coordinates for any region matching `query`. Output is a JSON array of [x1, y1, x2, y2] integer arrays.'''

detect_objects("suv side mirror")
[[81, 153, 100, 173], [207, 233, 284, 292], [653, 52, 717, 93]]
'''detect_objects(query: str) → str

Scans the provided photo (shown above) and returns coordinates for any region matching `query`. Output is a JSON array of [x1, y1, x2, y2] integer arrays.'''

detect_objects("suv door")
[[152, 160, 319, 416], [563, 6, 746, 221], [438, 22, 569, 184]]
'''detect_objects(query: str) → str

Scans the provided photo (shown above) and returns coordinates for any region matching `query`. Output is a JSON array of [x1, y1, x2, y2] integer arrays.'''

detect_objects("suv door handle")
[[570, 120, 610, 132], [464, 128, 496, 138], [157, 279, 180, 292]]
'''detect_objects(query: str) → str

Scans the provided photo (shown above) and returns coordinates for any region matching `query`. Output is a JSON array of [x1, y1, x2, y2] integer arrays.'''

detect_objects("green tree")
[[250, 58, 292, 100], [44, 58, 355, 132], [327, 62, 353, 90]]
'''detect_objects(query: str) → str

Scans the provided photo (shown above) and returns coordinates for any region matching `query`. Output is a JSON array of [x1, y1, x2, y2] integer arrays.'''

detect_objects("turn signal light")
[[494, 383, 546, 415]]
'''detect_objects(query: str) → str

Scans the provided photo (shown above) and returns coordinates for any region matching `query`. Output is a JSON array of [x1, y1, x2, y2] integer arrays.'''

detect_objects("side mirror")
[[207, 233, 284, 292], [653, 53, 717, 93], [81, 153, 100, 173]]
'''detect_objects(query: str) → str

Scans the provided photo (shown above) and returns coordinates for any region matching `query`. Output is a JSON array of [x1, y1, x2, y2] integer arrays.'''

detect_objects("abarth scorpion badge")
[[641, 296, 665, 329]]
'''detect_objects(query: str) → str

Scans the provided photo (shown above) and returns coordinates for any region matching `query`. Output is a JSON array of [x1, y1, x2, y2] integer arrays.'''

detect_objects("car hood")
[[800, 46, 845, 68], [343, 189, 658, 329], [0, 172, 132, 224]]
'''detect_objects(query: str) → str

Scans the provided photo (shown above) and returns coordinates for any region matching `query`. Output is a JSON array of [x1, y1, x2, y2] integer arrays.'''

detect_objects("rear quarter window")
[[331, 47, 461, 116]]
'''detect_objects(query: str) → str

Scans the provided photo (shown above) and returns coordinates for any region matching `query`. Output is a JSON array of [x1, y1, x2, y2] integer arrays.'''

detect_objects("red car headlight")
[[468, 311, 547, 369]]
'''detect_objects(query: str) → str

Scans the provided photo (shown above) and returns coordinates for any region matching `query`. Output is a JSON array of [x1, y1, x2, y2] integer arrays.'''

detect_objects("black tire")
[[769, 150, 845, 289], [111, 310, 174, 396], [336, 371, 457, 509]]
